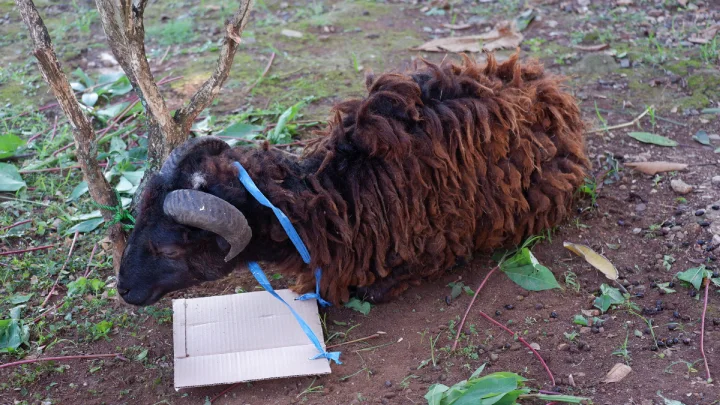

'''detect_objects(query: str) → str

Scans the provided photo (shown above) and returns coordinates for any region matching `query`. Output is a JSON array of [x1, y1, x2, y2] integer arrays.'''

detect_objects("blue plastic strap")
[[234, 161, 339, 363], [233, 162, 311, 264], [248, 262, 341, 364], [297, 268, 331, 307]]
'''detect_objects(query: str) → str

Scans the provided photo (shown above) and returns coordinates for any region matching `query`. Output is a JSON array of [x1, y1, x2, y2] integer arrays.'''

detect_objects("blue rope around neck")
[[233, 161, 341, 364]]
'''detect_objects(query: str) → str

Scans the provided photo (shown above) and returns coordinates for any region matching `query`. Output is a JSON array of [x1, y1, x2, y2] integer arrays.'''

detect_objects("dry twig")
[[478, 310, 556, 386], [0, 244, 56, 256], [0, 353, 125, 370], [588, 105, 654, 134], [700, 277, 713, 383], [40, 231, 79, 308], [451, 265, 499, 352]]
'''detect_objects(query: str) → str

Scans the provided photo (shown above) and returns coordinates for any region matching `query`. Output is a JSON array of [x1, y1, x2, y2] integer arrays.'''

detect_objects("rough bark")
[[15, 0, 127, 272], [93, 0, 254, 207]]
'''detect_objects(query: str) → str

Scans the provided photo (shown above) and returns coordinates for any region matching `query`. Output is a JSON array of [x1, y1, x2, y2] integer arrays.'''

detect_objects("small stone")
[[384, 381, 392, 388], [695, 209, 706, 216], [633, 228, 642, 234], [495, 310, 502, 316], [668, 323, 678, 331], [558, 343, 569, 351], [671, 179, 693, 194], [682, 338, 691, 345], [535, 303, 544, 310], [712, 175, 720, 188], [579, 327, 592, 334], [490, 353, 499, 361], [383, 392, 396, 399], [636, 203, 647, 212], [516, 295, 524, 301], [620, 59, 630, 68], [550, 311, 558, 318], [504, 304, 515, 310]]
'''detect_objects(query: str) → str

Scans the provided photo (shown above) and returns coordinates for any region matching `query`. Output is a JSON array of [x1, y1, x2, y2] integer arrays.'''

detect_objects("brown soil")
[[1, 1, 719, 404]]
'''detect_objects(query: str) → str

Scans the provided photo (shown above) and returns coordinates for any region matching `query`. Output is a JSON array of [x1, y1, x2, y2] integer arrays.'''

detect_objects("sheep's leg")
[[352, 266, 420, 303]]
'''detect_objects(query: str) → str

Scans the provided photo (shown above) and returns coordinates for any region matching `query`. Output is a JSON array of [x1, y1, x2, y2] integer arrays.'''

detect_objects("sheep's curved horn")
[[163, 189, 252, 262], [159, 137, 229, 181]]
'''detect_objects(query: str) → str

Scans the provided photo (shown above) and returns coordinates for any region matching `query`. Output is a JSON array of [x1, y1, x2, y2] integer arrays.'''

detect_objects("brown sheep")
[[117, 53, 589, 307]]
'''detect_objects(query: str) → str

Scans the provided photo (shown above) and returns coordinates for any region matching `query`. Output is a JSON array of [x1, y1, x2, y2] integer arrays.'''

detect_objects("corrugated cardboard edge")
[[172, 290, 331, 390]]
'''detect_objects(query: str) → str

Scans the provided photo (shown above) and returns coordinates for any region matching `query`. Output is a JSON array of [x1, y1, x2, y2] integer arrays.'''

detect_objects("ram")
[[117, 54, 589, 306]]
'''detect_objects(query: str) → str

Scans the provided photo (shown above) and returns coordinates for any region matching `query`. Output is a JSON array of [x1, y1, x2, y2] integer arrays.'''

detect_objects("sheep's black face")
[[117, 179, 238, 306]]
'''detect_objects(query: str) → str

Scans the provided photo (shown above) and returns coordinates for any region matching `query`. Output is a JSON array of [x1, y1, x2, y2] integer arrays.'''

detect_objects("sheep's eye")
[[151, 242, 183, 259]]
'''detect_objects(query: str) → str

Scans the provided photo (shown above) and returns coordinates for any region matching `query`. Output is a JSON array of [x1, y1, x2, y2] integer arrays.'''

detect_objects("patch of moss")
[[665, 59, 703, 76]]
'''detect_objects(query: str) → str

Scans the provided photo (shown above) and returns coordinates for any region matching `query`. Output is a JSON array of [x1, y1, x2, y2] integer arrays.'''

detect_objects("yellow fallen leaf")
[[563, 242, 618, 280], [412, 21, 523, 53], [624, 161, 688, 175], [602, 363, 631, 383]]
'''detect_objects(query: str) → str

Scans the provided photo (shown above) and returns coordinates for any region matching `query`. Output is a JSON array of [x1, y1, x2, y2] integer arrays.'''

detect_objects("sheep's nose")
[[117, 288, 130, 297]]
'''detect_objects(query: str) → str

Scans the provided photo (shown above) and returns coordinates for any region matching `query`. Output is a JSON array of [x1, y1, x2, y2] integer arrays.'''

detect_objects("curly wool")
[[213, 53, 589, 304]]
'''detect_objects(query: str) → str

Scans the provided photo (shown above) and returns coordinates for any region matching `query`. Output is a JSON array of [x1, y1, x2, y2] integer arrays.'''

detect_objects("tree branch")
[[16, 0, 127, 271], [174, 0, 255, 142]]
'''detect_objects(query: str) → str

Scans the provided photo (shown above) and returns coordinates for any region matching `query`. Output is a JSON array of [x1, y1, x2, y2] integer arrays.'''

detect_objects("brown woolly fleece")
[[204, 53, 589, 304]]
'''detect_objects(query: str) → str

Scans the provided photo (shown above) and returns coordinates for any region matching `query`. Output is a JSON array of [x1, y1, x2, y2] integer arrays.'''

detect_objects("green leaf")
[[70, 82, 86, 91], [120, 170, 144, 186], [69, 210, 102, 221], [424, 384, 449, 405], [0, 133, 26, 159], [500, 248, 560, 291], [627, 132, 678, 147], [0, 163, 26, 191], [66, 217, 105, 234], [217, 122, 264, 139], [573, 314, 589, 326], [109, 78, 133, 96], [657, 391, 686, 405], [7, 293, 33, 304], [344, 297, 372, 315], [469, 363, 486, 379], [657, 282, 676, 294], [533, 394, 592, 403], [0, 306, 29, 353], [270, 100, 305, 144], [482, 389, 530, 405], [110, 136, 127, 153], [97, 102, 129, 119], [89, 279, 105, 293], [136, 348, 149, 361], [701, 108, 720, 114], [677, 266, 709, 290], [715, 147, 720, 154], [73, 68, 94, 87], [514, 9, 535, 32], [67, 181, 89, 202], [593, 284, 625, 313], [67, 277, 88, 297], [453, 374, 523, 405], [115, 176, 135, 193], [82, 92, 99, 107], [693, 130, 711, 146]]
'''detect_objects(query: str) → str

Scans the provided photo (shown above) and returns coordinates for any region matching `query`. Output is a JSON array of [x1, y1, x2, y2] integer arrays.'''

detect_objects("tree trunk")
[[16, 0, 127, 272]]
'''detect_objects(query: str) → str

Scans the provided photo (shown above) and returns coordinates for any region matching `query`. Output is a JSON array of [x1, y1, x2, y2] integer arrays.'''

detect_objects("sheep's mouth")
[[121, 287, 166, 307]]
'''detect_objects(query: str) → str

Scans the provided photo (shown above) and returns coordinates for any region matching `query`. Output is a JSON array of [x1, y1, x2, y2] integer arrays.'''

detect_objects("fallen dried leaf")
[[616, 0, 633, 4], [670, 179, 693, 195], [442, 23, 473, 30], [281, 29, 304, 38], [688, 24, 719, 44], [412, 21, 522, 53], [624, 161, 688, 175], [574, 43, 610, 51], [564, 242, 618, 280], [602, 363, 632, 383]]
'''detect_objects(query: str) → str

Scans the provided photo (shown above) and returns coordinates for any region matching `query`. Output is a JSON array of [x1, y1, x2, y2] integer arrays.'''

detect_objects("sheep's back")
[[298, 53, 588, 302]]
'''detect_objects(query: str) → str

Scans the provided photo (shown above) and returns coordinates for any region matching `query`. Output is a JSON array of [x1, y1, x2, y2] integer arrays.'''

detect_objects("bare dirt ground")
[[1, 0, 719, 404]]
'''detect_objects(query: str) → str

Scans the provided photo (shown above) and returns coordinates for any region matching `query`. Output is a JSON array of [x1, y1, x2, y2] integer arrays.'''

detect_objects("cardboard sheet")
[[173, 289, 331, 389]]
